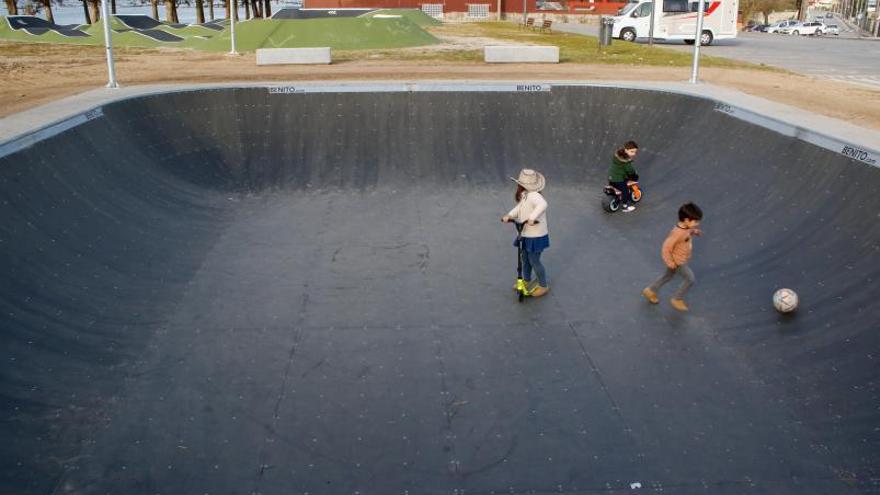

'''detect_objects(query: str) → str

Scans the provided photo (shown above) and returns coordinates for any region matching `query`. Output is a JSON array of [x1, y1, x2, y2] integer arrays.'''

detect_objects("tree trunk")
[[81, 0, 91, 23], [263, 0, 270, 17], [88, 0, 100, 23], [195, 0, 205, 22], [208, 0, 214, 20], [243, 0, 250, 19], [150, 0, 158, 19], [111, 0, 116, 14], [252, 0, 261, 18], [165, 0, 179, 23], [231, 0, 238, 21], [43, 0, 54, 22], [5, 0, 18, 15]]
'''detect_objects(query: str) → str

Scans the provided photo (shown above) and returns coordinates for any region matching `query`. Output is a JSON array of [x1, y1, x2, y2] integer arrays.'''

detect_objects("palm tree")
[[5, 0, 18, 15]]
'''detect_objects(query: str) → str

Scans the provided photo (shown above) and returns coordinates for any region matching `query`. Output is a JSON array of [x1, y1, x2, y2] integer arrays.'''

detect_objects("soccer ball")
[[773, 288, 799, 313]]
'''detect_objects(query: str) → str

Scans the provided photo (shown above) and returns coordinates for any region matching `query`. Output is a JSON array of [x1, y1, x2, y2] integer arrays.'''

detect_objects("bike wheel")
[[602, 196, 620, 212]]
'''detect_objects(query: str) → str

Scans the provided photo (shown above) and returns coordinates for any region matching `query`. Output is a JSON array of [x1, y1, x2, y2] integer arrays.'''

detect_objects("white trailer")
[[611, 0, 739, 45]]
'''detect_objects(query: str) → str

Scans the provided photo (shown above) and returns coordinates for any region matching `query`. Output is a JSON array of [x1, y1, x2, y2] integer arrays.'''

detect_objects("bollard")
[[599, 16, 614, 46]]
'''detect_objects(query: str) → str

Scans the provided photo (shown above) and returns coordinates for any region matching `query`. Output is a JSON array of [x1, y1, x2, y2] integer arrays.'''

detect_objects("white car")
[[766, 20, 799, 33], [782, 21, 826, 35], [825, 23, 840, 35]]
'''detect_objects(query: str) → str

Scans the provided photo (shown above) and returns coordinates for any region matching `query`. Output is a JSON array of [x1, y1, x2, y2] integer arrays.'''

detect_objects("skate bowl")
[[1, 84, 878, 494]]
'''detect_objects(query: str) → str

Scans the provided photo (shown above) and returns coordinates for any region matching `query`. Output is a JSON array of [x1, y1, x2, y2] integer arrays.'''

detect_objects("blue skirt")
[[514, 234, 550, 253]]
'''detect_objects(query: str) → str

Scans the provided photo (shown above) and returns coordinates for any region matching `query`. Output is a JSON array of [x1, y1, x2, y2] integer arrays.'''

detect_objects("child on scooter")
[[607, 141, 639, 212], [501, 169, 550, 297], [642, 202, 703, 312]]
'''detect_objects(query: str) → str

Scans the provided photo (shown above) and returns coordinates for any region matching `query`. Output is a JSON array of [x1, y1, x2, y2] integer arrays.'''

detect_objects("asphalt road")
[[555, 22, 880, 88]]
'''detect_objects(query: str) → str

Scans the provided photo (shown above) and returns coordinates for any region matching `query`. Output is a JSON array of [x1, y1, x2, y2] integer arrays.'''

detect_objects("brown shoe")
[[642, 288, 659, 304], [531, 286, 549, 298], [670, 299, 689, 312]]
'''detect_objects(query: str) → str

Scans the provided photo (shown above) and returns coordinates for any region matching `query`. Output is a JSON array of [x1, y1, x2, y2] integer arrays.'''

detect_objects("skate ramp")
[[1, 86, 878, 495]]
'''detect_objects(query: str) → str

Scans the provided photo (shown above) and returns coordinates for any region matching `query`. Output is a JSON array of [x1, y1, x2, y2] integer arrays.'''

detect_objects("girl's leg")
[[521, 250, 533, 282], [527, 250, 548, 287]]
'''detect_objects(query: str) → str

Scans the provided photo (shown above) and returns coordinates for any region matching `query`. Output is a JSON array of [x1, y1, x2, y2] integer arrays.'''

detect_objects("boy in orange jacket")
[[642, 203, 703, 312]]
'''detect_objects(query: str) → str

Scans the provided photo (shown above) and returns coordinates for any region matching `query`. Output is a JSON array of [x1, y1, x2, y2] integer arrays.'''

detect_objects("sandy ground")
[[2, 41, 880, 130]]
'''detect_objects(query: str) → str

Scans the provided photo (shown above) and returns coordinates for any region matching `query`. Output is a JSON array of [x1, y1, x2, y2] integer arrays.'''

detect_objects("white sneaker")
[[622, 205, 636, 212]]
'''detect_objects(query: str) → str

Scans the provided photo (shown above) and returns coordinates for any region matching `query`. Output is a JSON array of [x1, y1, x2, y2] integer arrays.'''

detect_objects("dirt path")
[[2, 41, 879, 130]]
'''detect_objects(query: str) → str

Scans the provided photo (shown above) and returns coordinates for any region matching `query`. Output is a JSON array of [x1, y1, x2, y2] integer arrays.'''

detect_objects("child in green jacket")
[[607, 141, 639, 212]]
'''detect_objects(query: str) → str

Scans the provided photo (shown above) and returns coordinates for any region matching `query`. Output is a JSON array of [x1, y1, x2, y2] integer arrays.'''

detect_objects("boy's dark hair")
[[678, 202, 703, 222], [623, 140, 639, 150]]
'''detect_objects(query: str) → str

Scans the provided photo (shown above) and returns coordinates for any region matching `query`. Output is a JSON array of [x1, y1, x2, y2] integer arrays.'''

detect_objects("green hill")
[[0, 15, 439, 52]]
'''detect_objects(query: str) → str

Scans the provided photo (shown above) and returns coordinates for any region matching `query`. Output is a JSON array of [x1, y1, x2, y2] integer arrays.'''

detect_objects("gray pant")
[[649, 265, 695, 300]]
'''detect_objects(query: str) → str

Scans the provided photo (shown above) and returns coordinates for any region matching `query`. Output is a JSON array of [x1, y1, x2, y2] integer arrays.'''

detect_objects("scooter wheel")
[[602, 196, 620, 212], [631, 190, 642, 202]]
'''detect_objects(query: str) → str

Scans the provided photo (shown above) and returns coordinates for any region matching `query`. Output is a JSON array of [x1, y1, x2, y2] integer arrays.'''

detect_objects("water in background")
[[1, 0, 302, 25]]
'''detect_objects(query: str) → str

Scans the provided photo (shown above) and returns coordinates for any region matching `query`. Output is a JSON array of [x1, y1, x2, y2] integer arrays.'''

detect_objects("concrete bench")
[[256, 47, 332, 66], [484, 45, 559, 63]]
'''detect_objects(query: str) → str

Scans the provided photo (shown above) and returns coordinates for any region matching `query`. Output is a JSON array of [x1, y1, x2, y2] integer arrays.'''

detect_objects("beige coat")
[[507, 191, 549, 238]]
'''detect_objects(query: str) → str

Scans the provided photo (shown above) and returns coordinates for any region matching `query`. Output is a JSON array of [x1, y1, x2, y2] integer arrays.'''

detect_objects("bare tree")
[[195, 0, 205, 22], [87, 0, 100, 23], [252, 0, 262, 18], [208, 0, 214, 20], [5, 0, 18, 15], [150, 0, 158, 19], [263, 0, 270, 17], [243, 0, 249, 18], [42, 0, 54, 22], [165, 0, 180, 23], [80, 0, 91, 23]]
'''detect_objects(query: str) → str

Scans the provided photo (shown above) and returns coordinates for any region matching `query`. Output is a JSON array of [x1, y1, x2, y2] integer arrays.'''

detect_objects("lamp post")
[[229, 0, 239, 55], [689, 0, 706, 84], [100, 0, 118, 88]]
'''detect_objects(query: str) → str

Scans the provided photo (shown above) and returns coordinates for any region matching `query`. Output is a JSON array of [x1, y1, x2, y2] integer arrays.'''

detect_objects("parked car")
[[766, 20, 798, 33], [792, 21, 827, 35], [825, 23, 840, 34], [747, 23, 769, 31], [826, 12, 834, 18]]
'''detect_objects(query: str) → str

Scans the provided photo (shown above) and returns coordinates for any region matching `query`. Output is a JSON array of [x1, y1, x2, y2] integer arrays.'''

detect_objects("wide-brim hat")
[[510, 169, 546, 192]]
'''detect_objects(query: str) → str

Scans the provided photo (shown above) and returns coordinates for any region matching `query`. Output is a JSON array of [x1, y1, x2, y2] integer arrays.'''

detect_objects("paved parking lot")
[[555, 23, 880, 89]]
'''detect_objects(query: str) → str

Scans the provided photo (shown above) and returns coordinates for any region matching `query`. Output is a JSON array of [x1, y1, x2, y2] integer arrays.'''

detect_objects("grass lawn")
[[0, 14, 771, 71], [192, 17, 439, 51], [0, 15, 440, 52], [426, 22, 771, 69], [361, 9, 442, 28]]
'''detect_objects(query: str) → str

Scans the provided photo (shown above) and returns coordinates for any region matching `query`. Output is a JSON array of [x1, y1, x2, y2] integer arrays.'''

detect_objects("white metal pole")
[[100, 0, 118, 88], [689, 0, 706, 84], [647, 0, 656, 45], [229, 0, 238, 55]]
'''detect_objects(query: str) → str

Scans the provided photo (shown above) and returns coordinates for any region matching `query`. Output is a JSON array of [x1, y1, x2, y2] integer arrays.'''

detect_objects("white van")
[[611, 0, 738, 45]]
